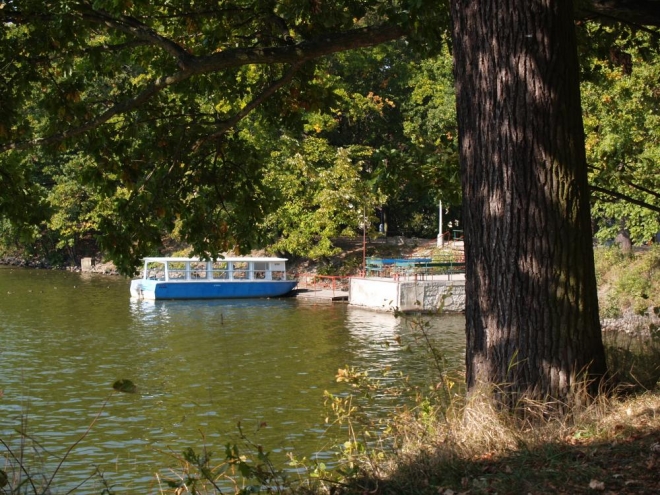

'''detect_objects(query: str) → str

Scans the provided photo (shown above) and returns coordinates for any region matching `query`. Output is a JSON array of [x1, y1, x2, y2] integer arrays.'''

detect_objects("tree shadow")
[[346, 426, 660, 494]]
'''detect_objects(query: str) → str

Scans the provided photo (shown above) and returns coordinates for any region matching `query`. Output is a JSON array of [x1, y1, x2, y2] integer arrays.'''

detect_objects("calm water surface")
[[0, 266, 465, 493]]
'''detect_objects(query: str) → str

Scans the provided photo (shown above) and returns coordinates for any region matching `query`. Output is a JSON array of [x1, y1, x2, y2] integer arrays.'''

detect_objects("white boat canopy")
[[138, 257, 290, 282]]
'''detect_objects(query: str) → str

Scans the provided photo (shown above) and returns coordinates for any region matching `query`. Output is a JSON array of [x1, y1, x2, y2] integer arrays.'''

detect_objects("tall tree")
[[451, 0, 608, 407]]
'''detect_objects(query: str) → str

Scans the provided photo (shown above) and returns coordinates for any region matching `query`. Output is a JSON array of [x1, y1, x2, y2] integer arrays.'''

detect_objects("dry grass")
[[332, 386, 660, 495]]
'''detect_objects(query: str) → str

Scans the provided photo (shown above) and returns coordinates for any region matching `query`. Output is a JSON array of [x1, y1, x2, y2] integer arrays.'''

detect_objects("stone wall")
[[398, 281, 466, 312]]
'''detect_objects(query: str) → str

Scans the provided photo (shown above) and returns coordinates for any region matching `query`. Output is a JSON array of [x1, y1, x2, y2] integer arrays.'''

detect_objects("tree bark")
[[450, 0, 608, 408]]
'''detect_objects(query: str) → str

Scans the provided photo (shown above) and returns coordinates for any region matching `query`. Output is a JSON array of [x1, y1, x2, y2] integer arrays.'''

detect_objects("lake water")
[[0, 266, 465, 493]]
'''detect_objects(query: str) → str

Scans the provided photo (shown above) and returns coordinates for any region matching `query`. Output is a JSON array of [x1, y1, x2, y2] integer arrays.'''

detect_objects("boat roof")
[[142, 256, 288, 263]]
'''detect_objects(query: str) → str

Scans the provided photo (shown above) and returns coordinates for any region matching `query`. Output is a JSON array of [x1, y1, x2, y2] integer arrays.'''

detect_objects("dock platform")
[[294, 288, 349, 301], [349, 274, 465, 313]]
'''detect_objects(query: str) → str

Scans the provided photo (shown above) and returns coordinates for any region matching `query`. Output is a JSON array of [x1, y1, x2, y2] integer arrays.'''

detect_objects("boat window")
[[168, 261, 187, 280], [211, 261, 229, 279], [190, 261, 208, 279], [253, 261, 268, 279], [146, 262, 165, 281], [232, 261, 249, 279], [270, 261, 286, 280]]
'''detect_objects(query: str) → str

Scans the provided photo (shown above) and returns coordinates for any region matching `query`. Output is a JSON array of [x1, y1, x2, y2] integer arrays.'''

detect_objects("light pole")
[[437, 200, 444, 248]]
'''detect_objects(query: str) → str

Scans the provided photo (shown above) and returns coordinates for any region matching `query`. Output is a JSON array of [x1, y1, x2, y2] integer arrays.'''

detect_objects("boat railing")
[[363, 256, 466, 279], [142, 259, 290, 282]]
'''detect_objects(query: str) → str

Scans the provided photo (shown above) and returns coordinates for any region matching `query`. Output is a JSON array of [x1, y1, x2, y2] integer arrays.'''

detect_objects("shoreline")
[[3, 254, 659, 338], [0, 255, 121, 275]]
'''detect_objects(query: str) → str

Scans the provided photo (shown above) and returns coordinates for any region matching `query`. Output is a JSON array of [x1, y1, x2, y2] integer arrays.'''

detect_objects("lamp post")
[[437, 200, 444, 248]]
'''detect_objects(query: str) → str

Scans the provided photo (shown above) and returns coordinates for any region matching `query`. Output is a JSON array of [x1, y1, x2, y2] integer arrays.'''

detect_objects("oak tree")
[[451, 0, 608, 406]]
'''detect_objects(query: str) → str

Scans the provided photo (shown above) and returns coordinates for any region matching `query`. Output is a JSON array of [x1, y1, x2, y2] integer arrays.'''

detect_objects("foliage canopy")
[[0, 1, 659, 275], [0, 0, 458, 273]]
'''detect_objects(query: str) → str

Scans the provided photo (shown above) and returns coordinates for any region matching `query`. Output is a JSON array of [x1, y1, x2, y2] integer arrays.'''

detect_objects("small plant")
[[158, 423, 297, 495], [314, 311, 468, 493], [315, 261, 336, 276], [593, 245, 629, 284]]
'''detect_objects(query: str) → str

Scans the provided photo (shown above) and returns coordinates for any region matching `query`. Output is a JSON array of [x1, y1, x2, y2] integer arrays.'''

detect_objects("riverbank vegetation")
[[149, 247, 660, 494]]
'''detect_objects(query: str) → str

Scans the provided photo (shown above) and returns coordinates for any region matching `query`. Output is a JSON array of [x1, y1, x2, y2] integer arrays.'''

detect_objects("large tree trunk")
[[450, 0, 608, 408]]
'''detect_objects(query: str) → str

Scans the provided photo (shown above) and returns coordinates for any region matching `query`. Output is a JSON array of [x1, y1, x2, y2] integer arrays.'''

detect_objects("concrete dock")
[[349, 274, 465, 313], [291, 271, 465, 313]]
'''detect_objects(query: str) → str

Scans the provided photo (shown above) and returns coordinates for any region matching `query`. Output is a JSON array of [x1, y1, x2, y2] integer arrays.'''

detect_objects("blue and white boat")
[[130, 257, 298, 300]]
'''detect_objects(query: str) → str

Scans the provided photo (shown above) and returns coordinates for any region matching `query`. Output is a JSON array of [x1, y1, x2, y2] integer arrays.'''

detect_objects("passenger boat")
[[130, 257, 298, 300]]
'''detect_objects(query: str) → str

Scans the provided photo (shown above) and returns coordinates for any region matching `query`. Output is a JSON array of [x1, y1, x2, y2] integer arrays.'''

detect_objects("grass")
[[306, 299, 660, 495], [148, 383, 660, 495], [604, 331, 660, 392], [0, 381, 137, 495]]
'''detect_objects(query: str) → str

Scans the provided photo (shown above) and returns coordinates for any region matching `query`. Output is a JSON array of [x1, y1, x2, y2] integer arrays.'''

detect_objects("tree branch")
[[1, 23, 404, 153], [590, 184, 660, 213], [188, 24, 405, 73], [588, 164, 660, 201], [1, 71, 194, 152], [193, 62, 305, 150], [77, 7, 195, 69], [624, 179, 660, 200]]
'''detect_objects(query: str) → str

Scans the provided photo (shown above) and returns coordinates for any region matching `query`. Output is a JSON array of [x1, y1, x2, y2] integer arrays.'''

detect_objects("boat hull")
[[130, 279, 298, 300]]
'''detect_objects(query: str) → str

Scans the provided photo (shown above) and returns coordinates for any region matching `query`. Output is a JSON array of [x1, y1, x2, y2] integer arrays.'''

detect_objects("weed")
[[313, 313, 466, 493], [316, 307, 660, 495], [156, 422, 319, 495]]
